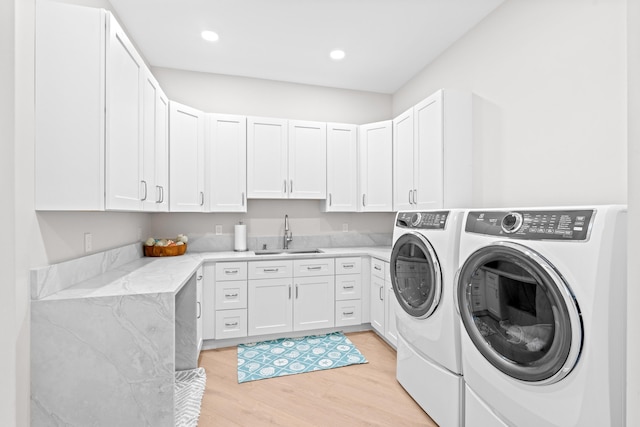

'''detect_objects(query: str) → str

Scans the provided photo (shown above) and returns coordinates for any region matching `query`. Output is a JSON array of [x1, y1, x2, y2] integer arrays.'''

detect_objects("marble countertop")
[[35, 246, 391, 302]]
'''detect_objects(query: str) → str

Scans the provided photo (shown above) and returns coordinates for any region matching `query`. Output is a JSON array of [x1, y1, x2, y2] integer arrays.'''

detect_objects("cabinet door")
[[359, 121, 393, 212], [393, 108, 415, 211], [247, 117, 288, 199], [35, 2, 106, 211], [105, 16, 144, 211], [288, 120, 326, 199], [248, 278, 293, 336], [325, 123, 358, 212], [370, 275, 385, 334], [202, 264, 216, 340], [293, 276, 335, 332], [207, 114, 247, 212], [154, 89, 169, 211], [141, 70, 162, 212], [385, 280, 399, 349], [196, 267, 204, 352], [413, 92, 444, 209], [169, 101, 205, 212]]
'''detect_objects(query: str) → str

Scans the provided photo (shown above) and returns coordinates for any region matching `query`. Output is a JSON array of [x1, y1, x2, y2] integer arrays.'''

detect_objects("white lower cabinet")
[[212, 262, 248, 340], [370, 258, 386, 336], [248, 259, 335, 336], [202, 264, 216, 340], [196, 267, 204, 352], [335, 257, 362, 327], [384, 272, 399, 348]]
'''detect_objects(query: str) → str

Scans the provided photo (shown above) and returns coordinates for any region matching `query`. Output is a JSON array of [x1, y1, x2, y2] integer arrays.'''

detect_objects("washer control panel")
[[396, 211, 449, 230], [465, 209, 595, 241]]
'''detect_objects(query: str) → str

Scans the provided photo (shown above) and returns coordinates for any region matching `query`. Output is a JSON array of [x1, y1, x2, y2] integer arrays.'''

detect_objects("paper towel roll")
[[234, 224, 247, 251]]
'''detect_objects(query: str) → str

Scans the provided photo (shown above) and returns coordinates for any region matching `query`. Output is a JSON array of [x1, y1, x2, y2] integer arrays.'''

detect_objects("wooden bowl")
[[144, 244, 187, 257]]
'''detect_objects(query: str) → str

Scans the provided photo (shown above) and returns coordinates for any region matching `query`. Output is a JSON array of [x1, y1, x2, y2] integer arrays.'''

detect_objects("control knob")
[[410, 212, 422, 227], [501, 212, 523, 234]]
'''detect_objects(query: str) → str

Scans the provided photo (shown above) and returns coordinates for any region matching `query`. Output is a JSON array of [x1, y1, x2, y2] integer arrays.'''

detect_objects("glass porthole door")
[[390, 232, 442, 319], [456, 241, 583, 384]]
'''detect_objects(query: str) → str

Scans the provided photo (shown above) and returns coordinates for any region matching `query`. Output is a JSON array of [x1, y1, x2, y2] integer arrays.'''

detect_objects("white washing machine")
[[391, 210, 465, 427], [456, 206, 627, 427]]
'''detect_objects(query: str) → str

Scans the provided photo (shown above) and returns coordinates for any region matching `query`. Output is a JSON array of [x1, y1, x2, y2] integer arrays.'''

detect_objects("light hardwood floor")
[[197, 331, 438, 426]]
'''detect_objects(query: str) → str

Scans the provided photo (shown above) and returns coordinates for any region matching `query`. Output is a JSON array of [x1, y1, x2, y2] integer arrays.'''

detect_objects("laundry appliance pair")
[[390, 206, 627, 427]]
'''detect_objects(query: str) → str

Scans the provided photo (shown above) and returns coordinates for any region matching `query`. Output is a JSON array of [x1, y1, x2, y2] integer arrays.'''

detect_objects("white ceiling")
[[108, 0, 505, 94]]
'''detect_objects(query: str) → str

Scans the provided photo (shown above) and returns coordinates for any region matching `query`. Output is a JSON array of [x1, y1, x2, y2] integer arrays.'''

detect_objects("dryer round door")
[[390, 232, 442, 319], [456, 241, 582, 384]]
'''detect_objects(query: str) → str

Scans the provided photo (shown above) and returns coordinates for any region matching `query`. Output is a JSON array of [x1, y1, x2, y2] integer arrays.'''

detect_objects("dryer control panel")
[[396, 211, 449, 229], [465, 209, 595, 241]]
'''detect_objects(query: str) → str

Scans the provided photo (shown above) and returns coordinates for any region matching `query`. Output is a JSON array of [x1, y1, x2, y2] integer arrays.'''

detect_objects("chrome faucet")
[[283, 214, 293, 249]]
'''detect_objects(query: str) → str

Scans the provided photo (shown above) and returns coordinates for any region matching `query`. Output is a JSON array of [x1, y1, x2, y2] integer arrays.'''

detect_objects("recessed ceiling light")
[[330, 49, 346, 61], [201, 30, 219, 42]]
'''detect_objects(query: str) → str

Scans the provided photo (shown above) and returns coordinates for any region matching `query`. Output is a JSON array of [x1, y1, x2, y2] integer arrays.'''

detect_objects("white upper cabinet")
[[34, 2, 169, 212], [413, 89, 473, 209], [393, 109, 415, 211], [105, 16, 145, 211], [35, 2, 106, 210], [247, 117, 288, 199], [206, 114, 247, 212], [169, 102, 206, 212], [324, 123, 358, 212], [288, 120, 327, 199], [247, 117, 326, 199], [359, 120, 393, 212], [141, 70, 169, 212]]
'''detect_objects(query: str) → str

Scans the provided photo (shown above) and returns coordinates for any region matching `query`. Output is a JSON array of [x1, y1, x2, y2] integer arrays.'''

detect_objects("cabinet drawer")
[[215, 280, 247, 310], [248, 260, 293, 279], [335, 257, 361, 275], [335, 274, 362, 301], [215, 309, 247, 339], [371, 258, 386, 279], [335, 300, 362, 327], [215, 262, 248, 281], [293, 258, 335, 277]]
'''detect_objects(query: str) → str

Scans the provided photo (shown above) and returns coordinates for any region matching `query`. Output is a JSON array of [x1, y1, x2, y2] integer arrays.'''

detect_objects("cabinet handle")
[[307, 266, 322, 271], [141, 180, 148, 201], [329, 193, 332, 206], [343, 311, 354, 316], [290, 180, 293, 193], [379, 285, 384, 301], [197, 275, 203, 280], [408, 190, 412, 204], [155, 185, 161, 203], [242, 192, 245, 206], [342, 264, 354, 269], [289, 285, 292, 299], [225, 293, 238, 298], [225, 321, 238, 327], [343, 285, 354, 289], [362, 194, 366, 207], [284, 180, 287, 193], [263, 268, 279, 273], [413, 188, 417, 204], [199, 191, 204, 206], [160, 186, 165, 203], [196, 301, 201, 319], [295, 284, 299, 299], [225, 269, 239, 275], [374, 265, 382, 271]]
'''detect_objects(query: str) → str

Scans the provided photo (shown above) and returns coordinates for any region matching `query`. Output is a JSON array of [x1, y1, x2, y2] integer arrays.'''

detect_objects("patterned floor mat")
[[237, 331, 368, 383], [175, 367, 207, 427]]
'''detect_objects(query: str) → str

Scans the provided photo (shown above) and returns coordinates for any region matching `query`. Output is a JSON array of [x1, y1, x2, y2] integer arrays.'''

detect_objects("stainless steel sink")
[[254, 249, 324, 255]]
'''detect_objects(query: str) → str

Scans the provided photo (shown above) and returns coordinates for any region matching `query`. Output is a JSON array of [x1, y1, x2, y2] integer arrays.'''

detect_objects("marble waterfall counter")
[[31, 249, 202, 427]]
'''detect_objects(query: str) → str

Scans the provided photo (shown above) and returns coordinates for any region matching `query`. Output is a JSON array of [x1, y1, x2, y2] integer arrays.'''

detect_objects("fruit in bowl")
[[143, 234, 188, 256]]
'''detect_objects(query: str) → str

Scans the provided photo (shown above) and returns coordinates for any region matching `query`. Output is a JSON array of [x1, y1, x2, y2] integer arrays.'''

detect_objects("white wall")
[[627, 0, 639, 424], [394, 0, 627, 208], [2, 0, 18, 423]]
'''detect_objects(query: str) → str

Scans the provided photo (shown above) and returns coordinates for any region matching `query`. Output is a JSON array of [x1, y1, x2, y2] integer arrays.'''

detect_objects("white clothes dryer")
[[456, 206, 627, 427], [391, 210, 465, 427]]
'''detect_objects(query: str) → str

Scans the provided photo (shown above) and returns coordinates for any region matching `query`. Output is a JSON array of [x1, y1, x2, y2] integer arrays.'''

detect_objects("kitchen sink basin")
[[254, 249, 324, 255]]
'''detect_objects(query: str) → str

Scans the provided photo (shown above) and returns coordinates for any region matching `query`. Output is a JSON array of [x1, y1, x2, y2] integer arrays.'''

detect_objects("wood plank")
[[197, 331, 438, 426]]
